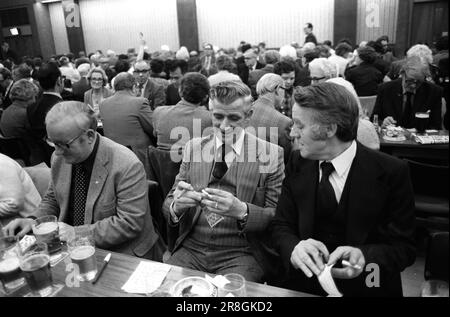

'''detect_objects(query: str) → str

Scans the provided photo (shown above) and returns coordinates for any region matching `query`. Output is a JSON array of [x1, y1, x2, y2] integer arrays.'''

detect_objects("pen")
[[92, 253, 111, 284], [342, 260, 362, 270]]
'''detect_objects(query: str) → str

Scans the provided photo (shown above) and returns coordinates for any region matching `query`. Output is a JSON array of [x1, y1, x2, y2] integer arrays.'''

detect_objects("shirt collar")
[[43, 91, 62, 99], [320, 140, 357, 177], [215, 130, 245, 157]]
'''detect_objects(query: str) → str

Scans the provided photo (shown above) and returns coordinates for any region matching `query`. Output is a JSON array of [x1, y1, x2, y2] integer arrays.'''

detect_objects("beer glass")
[[218, 273, 246, 297], [20, 242, 53, 297], [32, 215, 62, 254], [68, 226, 97, 281], [0, 236, 25, 294], [415, 112, 430, 135]]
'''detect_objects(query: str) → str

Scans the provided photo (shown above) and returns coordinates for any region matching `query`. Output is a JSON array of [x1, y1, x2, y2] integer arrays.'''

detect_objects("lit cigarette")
[[342, 260, 362, 270]]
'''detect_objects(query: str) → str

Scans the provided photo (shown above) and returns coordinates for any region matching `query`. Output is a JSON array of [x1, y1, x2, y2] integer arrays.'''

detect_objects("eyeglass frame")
[[45, 129, 89, 149]]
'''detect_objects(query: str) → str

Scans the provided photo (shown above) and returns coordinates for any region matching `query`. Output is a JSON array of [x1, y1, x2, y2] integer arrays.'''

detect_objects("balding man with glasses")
[[5, 101, 165, 261]]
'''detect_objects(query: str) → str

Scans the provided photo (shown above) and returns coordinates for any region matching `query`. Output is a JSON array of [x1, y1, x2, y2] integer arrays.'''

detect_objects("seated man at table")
[[270, 83, 416, 296], [372, 56, 443, 129], [162, 81, 285, 282], [4, 101, 165, 261]]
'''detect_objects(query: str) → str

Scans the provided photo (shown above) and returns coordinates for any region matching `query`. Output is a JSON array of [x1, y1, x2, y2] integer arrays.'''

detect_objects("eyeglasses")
[[90, 78, 103, 82], [46, 130, 88, 149], [134, 69, 149, 74]]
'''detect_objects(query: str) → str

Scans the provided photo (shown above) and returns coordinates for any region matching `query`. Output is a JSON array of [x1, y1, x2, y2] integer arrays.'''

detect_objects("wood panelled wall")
[[356, 0, 399, 44], [196, 0, 334, 49]]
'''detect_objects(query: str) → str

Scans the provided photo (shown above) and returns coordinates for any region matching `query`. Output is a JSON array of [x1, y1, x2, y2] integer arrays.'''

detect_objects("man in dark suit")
[[26, 62, 63, 165], [71, 63, 91, 102], [248, 50, 280, 99], [199, 43, 217, 77], [163, 81, 284, 282], [270, 83, 416, 297], [133, 61, 165, 110], [5, 101, 164, 260], [373, 56, 443, 129], [237, 49, 264, 86], [303, 23, 317, 45]]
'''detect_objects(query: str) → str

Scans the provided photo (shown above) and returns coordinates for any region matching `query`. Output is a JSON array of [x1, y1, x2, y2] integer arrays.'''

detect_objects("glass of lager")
[[68, 225, 97, 281], [20, 242, 53, 297], [0, 236, 25, 294], [32, 216, 62, 254]]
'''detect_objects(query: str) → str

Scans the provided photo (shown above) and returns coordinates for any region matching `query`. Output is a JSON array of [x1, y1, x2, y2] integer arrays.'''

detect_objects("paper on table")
[[205, 274, 229, 288], [121, 261, 171, 294], [317, 264, 343, 297]]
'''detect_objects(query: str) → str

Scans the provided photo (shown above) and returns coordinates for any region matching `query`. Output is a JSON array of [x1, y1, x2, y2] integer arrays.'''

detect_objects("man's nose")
[[220, 119, 230, 130]]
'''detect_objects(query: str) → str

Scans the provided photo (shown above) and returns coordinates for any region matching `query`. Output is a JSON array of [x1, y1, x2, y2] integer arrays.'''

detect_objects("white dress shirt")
[[214, 130, 245, 167], [319, 141, 357, 203]]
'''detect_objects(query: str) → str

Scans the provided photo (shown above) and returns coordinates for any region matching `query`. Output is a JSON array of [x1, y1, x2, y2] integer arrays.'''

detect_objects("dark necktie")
[[212, 143, 228, 179], [317, 162, 337, 218], [402, 92, 413, 127], [72, 164, 89, 226]]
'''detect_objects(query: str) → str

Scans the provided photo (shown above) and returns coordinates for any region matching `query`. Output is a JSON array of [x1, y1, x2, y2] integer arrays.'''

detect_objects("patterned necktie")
[[212, 143, 228, 179], [317, 162, 338, 218], [72, 164, 89, 226]]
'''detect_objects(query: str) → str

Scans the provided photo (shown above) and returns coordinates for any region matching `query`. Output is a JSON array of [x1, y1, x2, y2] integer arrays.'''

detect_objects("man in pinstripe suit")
[[162, 81, 285, 282]]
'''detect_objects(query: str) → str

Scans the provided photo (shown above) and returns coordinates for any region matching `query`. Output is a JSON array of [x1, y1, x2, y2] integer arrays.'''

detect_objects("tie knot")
[[320, 161, 335, 178]]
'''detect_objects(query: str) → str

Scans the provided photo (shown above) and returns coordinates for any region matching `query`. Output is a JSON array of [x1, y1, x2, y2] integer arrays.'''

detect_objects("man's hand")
[[4, 218, 34, 238], [382, 116, 397, 128], [173, 181, 203, 216], [290, 239, 329, 278], [201, 188, 247, 219], [58, 222, 75, 242], [328, 246, 365, 279]]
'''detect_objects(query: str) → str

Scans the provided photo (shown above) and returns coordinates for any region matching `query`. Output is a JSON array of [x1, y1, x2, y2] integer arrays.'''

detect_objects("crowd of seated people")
[[0, 32, 448, 297]]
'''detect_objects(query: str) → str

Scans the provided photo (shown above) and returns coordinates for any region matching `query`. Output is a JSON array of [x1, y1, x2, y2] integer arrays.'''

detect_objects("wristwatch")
[[237, 204, 249, 229]]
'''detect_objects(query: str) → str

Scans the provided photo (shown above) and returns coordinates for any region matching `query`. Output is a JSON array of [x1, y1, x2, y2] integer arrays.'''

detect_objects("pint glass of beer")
[[68, 226, 97, 281], [32, 216, 62, 254], [20, 242, 53, 297], [415, 112, 430, 134], [0, 236, 25, 294]]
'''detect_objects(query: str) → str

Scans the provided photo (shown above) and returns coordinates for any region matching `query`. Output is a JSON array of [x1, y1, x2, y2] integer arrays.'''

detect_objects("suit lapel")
[[345, 145, 384, 244], [296, 160, 318, 240], [236, 133, 259, 203], [84, 137, 109, 224], [57, 163, 72, 222], [393, 80, 404, 119]]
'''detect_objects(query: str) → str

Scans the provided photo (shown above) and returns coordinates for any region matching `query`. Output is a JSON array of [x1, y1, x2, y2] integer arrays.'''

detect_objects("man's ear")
[[86, 129, 96, 142], [326, 123, 338, 138]]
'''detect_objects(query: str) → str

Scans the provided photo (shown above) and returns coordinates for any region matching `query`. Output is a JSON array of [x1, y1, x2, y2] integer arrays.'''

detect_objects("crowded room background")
[[0, 0, 448, 299]]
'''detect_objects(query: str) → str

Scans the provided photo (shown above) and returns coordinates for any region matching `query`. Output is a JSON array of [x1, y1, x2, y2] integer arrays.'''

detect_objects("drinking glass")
[[67, 226, 97, 281], [19, 242, 53, 297], [0, 236, 25, 294], [218, 273, 246, 297], [415, 112, 430, 135], [421, 280, 449, 297], [32, 215, 62, 254]]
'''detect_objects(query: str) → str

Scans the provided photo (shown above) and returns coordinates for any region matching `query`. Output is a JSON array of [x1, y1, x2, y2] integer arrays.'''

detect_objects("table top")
[[4, 248, 314, 297], [379, 129, 449, 149]]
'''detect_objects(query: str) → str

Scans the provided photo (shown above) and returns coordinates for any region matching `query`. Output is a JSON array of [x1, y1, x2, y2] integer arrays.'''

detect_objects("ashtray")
[[170, 276, 217, 297]]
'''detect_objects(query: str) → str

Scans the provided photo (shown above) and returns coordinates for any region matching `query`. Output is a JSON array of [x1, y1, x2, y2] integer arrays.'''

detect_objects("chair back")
[[358, 95, 377, 117], [425, 232, 449, 282], [147, 145, 181, 198], [404, 159, 449, 198]]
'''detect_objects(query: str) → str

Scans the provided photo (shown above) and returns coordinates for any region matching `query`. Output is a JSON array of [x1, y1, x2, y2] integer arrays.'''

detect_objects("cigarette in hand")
[[342, 260, 362, 270]]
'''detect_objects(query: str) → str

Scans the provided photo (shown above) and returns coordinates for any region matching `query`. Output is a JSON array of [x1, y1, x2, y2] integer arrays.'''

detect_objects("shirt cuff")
[[169, 201, 181, 224]]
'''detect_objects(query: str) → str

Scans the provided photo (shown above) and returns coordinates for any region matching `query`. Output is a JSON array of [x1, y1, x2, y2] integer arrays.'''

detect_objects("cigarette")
[[176, 189, 188, 200], [342, 260, 362, 270]]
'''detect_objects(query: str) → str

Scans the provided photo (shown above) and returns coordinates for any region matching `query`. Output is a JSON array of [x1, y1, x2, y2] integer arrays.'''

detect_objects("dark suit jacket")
[[238, 61, 264, 86], [345, 63, 383, 96], [270, 144, 416, 296], [71, 77, 90, 102], [372, 78, 443, 129], [249, 65, 274, 98], [26, 93, 62, 165], [165, 82, 181, 106], [305, 33, 317, 45], [34, 135, 161, 258]]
